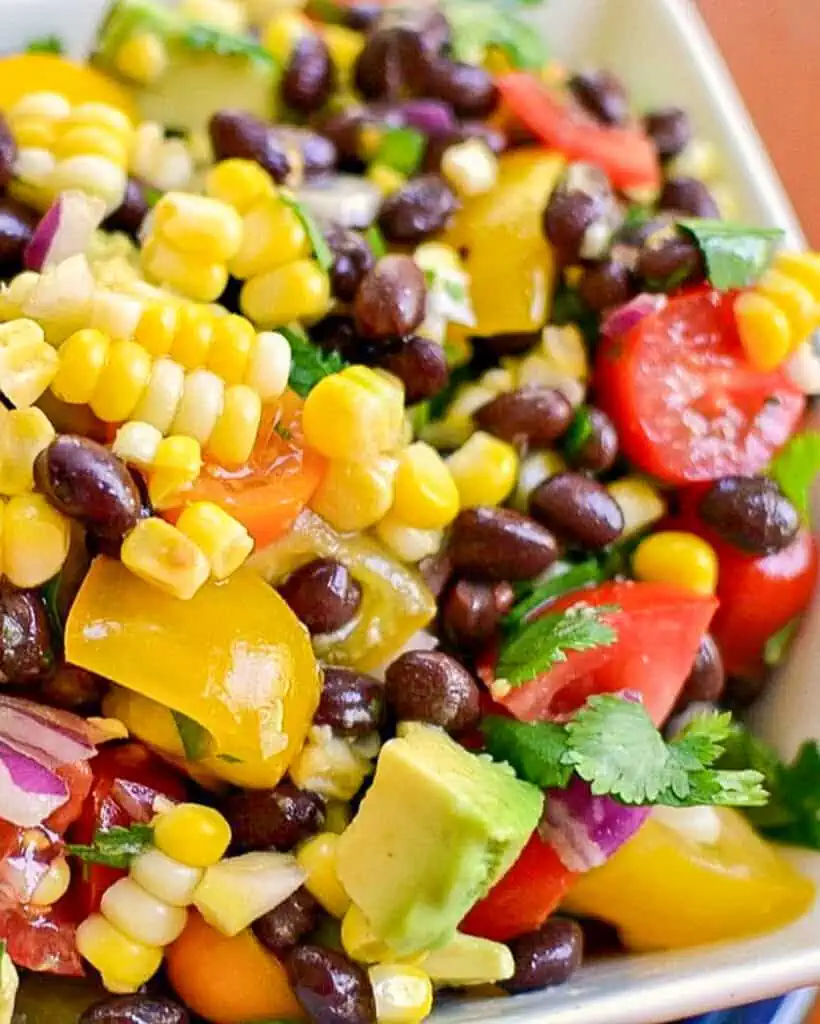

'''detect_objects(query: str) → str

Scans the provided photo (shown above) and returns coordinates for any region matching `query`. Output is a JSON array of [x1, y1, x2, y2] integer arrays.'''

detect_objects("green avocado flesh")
[[336, 722, 544, 956]]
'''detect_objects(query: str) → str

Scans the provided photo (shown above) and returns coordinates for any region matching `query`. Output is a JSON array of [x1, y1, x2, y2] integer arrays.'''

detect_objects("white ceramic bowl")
[[5, 0, 820, 1019]]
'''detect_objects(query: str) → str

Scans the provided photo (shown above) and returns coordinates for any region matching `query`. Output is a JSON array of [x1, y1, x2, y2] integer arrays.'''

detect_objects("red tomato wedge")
[[595, 289, 806, 483], [164, 391, 327, 550], [496, 73, 660, 192], [482, 581, 718, 726], [461, 833, 576, 942]]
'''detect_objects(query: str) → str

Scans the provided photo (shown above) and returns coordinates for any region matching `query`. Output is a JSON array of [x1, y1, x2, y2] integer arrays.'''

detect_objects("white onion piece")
[[24, 190, 107, 272], [296, 175, 382, 230]]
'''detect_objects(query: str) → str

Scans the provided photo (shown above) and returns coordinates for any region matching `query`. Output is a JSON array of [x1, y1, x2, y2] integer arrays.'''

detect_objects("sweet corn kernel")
[[735, 292, 792, 372], [49, 155, 127, 214], [181, 0, 248, 32], [446, 432, 518, 508], [513, 450, 567, 513], [113, 421, 163, 470], [310, 455, 396, 532], [154, 193, 244, 262], [51, 327, 110, 405], [114, 32, 169, 85], [132, 357, 186, 434], [30, 855, 71, 907], [3, 493, 71, 588], [205, 159, 276, 214], [134, 302, 179, 358], [539, 324, 589, 381], [130, 848, 204, 908], [775, 251, 820, 301], [12, 118, 58, 150], [230, 196, 310, 279], [374, 514, 442, 564], [66, 103, 133, 141], [90, 340, 153, 423], [244, 329, 292, 400], [205, 384, 262, 466], [169, 306, 215, 370], [148, 434, 203, 508], [207, 313, 255, 384], [322, 24, 365, 84], [633, 530, 718, 596], [607, 476, 666, 538], [0, 317, 58, 407], [0, 408, 55, 495], [9, 92, 71, 122], [757, 268, 817, 341], [262, 11, 311, 63], [53, 126, 129, 166], [367, 162, 406, 196], [303, 366, 403, 461], [76, 913, 163, 994], [441, 139, 499, 198], [176, 501, 254, 579], [391, 442, 459, 530], [171, 369, 225, 445], [121, 518, 210, 600], [154, 803, 232, 868], [90, 290, 145, 343], [369, 963, 434, 1024], [297, 832, 351, 918], [101, 876, 188, 947], [142, 237, 228, 304], [342, 904, 394, 964], [667, 137, 720, 182]]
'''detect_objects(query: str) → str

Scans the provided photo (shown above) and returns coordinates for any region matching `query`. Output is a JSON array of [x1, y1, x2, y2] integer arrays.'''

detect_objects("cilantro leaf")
[[769, 429, 820, 522], [764, 616, 801, 667], [283, 325, 346, 397], [495, 605, 618, 687], [179, 22, 273, 64], [444, 0, 548, 70], [279, 193, 333, 272], [503, 560, 604, 629], [374, 126, 426, 177], [26, 34, 64, 54], [172, 711, 211, 761], [67, 824, 154, 868], [482, 717, 572, 789], [678, 219, 783, 290], [563, 407, 595, 462]]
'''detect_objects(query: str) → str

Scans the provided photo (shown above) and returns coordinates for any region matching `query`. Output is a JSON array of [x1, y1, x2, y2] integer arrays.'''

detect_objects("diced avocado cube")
[[336, 723, 543, 956]]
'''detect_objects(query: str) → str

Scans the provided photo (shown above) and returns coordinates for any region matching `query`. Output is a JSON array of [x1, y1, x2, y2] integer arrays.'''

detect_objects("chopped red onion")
[[0, 695, 98, 764], [539, 777, 651, 873], [0, 738, 69, 827], [24, 190, 107, 272], [400, 100, 457, 137], [601, 293, 666, 340]]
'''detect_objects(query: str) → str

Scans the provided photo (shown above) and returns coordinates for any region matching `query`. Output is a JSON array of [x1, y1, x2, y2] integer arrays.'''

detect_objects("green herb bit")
[[563, 407, 595, 461], [444, 0, 548, 70], [179, 22, 274, 64], [768, 429, 820, 522], [504, 560, 604, 628], [67, 824, 154, 869], [274, 422, 293, 441], [678, 218, 784, 290], [764, 617, 801, 667], [26, 35, 64, 54], [279, 192, 334, 272], [172, 710, 211, 761], [282, 325, 347, 397], [374, 126, 427, 177], [364, 224, 387, 260]]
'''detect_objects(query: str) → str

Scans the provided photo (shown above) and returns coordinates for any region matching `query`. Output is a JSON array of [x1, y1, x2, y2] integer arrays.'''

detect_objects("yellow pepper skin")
[[66, 556, 320, 787], [442, 149, 565, 336], [563, 808, 813, 950]]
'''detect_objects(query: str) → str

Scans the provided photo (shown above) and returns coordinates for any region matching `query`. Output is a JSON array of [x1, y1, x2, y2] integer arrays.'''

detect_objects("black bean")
[[325, 225, 375, 302], [385, 7, 451, 55], [530, 472, 624, 550], [275, 126, 337, 178], [288, 945, 376, 1024], [543, 190, 605, 263], [676, 633, 725, 710], [448, 507, 559, 581], [80, 996, 189, 1024], [34, 435, 141, 541], [502, 918, 584, 994], [354, 27, 427, 100], [221, 781, 325, 852], [354, 254, 427, 339], [473, 331, 540, 357], [254, 887, 320, 955], [373, 335, 449, 403], [315, 667, 385, 736], [39, 664, 105, 710], [578, 260, 633, 312], [569, 70, 629, 126], [208, 110, 290, 183], [103, 177, 150, 239], [378, 174, 459, 244], [385, 650, 480, 733], [442, 579, 503, 650], [311, 314, 364, 361], [0, 198, 36, 276], [0, 114, 16, 192], [422, 58, 498, 119], [475, 387, 574, 447], [0, 585, 52, 686], [637, 232, 705, 292], [343, 1, 381, 31], [565, 408, 619, 474], [279, 558, 363, 635], [314, 107, 369, 166], [659, 176, 720, 218], [418, 550, 453, 598], [699, 476, 800, 555], [644, 106, 691, 161], [283, 35, 335, 114]]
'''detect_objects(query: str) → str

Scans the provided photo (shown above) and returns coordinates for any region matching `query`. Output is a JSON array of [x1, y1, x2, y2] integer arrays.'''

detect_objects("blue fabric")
[[685, 993, 807, 1024]]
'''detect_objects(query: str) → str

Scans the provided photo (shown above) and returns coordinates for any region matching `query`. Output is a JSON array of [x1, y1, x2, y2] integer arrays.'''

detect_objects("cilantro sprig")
[[769, 429, 820, 522], [172, 710, 211, 761], [483, 696, 768, 808], [678, 219, 783, 290], [282, 325, 347, 397], [67, 824, 154, 869], [444, 0, 548, 70], [279, 193, 333, 272], [503, 560, 604, 629]]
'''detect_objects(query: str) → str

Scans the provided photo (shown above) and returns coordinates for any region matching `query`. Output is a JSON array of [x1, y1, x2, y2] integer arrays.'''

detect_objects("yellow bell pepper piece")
[[563, 808, 813, 950], [442, 149, 565, 336], [66, 557, 320, 787], [0, 55, 136, 117]]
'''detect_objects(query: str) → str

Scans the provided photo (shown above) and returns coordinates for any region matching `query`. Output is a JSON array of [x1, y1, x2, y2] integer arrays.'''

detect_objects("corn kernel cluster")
[[735, 251, 820, 371], [205, 159, 331, 327], [7, 93, 134, 213]]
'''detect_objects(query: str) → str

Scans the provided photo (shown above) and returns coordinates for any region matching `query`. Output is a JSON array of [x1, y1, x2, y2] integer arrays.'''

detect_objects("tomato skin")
[[69, 743, 187, 916], [496, 73, 660, 192], [595, 289, 806, 483], [461, 833, 576, 942], [483, 580, 717, 725]]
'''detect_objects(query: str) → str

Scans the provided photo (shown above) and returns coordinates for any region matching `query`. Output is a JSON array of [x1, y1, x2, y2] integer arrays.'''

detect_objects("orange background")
[[698, 0, 820, 244]]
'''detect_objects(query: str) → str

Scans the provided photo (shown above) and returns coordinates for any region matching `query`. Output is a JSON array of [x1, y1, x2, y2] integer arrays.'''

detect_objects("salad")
[[0, 0, 819, 1021]]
